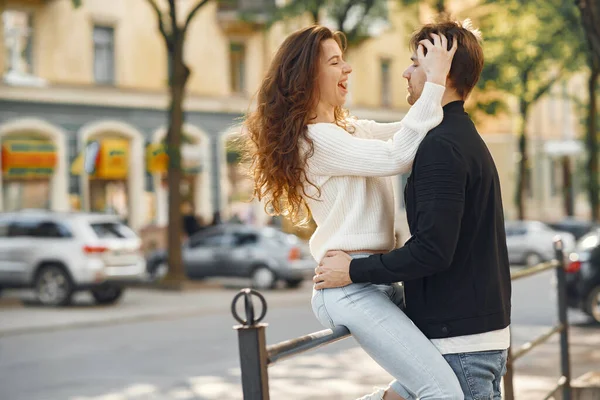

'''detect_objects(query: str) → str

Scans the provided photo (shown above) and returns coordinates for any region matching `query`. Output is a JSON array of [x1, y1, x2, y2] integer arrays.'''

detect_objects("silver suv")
[[0, 210, 146, 306]]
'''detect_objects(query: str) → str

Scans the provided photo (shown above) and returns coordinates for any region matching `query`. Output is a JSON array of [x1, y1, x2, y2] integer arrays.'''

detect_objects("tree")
[[267, 0, 389, 46], [72, 0, 211, 287], [397, 0, 447, 14], [476, 0, 586, 220], [575, 0, 600, 221]]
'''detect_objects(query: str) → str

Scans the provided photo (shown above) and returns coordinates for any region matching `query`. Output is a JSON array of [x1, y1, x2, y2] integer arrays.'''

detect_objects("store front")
[[148, 125, 211, 226], [72, 137, 130, 221], [1, 137, 57, 211]]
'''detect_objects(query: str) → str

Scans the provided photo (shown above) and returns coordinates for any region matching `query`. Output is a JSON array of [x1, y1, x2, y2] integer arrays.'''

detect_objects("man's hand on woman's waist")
[[313, 250, 353, 289]]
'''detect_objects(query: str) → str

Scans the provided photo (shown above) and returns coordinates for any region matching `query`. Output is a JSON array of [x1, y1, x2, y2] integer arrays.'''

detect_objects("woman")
[[245, 26, 461, 400]]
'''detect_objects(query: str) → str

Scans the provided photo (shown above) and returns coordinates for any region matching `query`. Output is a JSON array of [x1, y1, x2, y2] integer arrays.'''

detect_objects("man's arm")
[[349, 137, 467, 284]]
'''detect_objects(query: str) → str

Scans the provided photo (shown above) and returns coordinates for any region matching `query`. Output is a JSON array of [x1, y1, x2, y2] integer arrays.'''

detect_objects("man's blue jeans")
[[443, 349, 508, 400]]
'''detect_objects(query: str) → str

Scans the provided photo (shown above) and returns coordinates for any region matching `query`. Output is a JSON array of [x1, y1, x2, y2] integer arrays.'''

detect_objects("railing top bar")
[[511, 324, 563, 362], [510, 259, 560, 281], [267, 326, 350, 365], [542, 376, 567, 400]]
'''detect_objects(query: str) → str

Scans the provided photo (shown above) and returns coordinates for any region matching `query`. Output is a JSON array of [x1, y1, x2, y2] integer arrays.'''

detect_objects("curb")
[[0, 298, 23, 309]]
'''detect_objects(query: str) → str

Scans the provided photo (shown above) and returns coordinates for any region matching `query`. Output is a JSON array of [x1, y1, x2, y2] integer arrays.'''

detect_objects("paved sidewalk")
[[510, 323, 600, 399], [59, 325, 599, 400]]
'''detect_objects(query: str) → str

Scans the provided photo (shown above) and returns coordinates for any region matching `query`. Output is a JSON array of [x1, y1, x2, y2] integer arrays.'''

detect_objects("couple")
[[245, 17, 511, 400]]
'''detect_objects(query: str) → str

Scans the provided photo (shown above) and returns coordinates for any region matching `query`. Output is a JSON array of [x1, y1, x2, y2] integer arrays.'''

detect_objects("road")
[[0, 270, 598, 400]]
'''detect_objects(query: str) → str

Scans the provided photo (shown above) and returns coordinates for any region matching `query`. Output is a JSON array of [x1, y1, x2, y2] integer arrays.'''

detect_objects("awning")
[[146, 143, 202, 174], [1, 139, 57, 179], [71, 138, 129, 180]]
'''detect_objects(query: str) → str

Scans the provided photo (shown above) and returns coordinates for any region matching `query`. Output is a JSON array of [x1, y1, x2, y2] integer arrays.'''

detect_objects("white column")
[[50, 134, 69, 211], [197, 141, 212, 223], [128, 135, 145, 231], [154, 174, 168, 226]]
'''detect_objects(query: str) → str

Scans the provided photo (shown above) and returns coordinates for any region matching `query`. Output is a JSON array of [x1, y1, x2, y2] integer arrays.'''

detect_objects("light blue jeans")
[[311, 254, 463, 400], [444, 350, 508, 400]]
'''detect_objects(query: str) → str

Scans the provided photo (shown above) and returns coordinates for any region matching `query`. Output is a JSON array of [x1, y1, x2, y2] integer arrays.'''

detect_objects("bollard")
[[554, 238, 572, 400], [232, 288, 270, 400]]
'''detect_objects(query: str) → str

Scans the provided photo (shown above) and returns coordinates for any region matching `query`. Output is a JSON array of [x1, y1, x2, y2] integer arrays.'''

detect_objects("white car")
[[505, 220, 575, 267], [0, 210, 146, 306]]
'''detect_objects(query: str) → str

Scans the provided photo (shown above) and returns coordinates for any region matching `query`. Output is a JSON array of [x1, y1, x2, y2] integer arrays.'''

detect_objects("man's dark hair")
[[410, 17, 484, 99]]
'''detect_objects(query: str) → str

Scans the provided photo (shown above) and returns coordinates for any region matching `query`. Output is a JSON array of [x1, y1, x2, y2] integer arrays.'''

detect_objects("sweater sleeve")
[[348, 137, 467, 283], [307, 82, 445, 177], [354, 119, 404, 141]]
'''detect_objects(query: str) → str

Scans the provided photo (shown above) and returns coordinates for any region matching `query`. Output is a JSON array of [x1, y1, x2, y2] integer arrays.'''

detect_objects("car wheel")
[[285, 279, 303, 289], [584, 285, 600, 324], [35, 264, 73, 306], [91, 285, 124, 305], [149, 261, 169, 281], [251, 266, 276, 290], [525, 252, 543, 267]]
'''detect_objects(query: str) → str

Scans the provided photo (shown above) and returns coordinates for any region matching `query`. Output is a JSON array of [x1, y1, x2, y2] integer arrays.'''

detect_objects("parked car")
[[505, 221, 575, 267], [0, 210, 146, 306], [565, 229, 600, 323], [147, 224, 315, 289], [547, 218, 599, 241]]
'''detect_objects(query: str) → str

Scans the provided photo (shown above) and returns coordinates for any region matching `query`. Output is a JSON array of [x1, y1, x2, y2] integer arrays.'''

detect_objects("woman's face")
[[316, 38, 352, 109]]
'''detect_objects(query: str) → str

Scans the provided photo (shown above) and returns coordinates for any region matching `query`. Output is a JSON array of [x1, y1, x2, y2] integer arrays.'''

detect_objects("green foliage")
[[397, 0, 446, 13], [476, 0, 586, 115], [226, 139, 243, 165], [264, 0, 389, 46]]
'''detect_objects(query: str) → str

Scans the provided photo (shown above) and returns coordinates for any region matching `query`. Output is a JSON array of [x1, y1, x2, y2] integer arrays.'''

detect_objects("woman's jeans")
[[311, 254, 463, 399]]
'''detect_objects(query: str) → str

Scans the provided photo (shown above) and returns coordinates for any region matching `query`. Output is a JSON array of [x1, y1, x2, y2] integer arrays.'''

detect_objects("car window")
[[7, 219, 40, 237], [33, 221, 73, 238], [190, 233, 227, 248], [235, 232, 259, 246], [261, 227, 294, 244], [505, 227, 526, 237], [90, 222, 136, 239]]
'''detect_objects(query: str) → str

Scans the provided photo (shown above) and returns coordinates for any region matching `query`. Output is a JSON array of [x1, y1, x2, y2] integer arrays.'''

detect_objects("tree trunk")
[[577, 0, 600, 61], [587, 65, 599, 221], [562, 156, 574, 216], [435, 0, 446, 13], [164, 36, 190, 286], [516, 101, 529, 220], [310, 7, 319, 24]]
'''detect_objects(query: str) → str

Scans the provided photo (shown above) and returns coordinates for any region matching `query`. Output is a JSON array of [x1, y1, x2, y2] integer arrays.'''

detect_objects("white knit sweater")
[[304, 82, 446, 262]]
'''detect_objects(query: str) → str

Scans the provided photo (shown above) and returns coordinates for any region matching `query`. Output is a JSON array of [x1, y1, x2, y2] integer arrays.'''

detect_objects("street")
[[0, 271, 599, 400]]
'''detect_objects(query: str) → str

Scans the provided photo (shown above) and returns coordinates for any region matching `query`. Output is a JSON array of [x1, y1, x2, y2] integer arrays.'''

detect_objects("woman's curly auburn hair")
[[244, 25, 349, 225]]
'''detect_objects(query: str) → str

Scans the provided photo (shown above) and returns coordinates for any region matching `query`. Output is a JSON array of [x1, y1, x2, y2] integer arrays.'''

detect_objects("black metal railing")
[[231, 239, 571, 400]]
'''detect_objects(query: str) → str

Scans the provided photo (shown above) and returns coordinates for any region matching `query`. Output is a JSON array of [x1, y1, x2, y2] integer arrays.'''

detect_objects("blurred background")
[[0, 0, 598, 399]]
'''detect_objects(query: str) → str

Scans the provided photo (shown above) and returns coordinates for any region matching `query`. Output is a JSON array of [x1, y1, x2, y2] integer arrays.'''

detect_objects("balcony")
[[216, 0, 275, 35]]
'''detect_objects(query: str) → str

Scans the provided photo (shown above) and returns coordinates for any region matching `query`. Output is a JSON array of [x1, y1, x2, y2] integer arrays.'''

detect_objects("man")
[[314, 18, 512, 399]]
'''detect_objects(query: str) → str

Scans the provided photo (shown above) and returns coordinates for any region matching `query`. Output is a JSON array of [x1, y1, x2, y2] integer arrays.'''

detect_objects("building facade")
[[0, 0, 427, 234]]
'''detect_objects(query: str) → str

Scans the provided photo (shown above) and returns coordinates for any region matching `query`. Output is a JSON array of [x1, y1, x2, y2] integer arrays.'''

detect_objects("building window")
[[380, 59, 392, 107], [3, 10, 34, 75], [93, 25, 115, 84], [230, 42, 246, 94]]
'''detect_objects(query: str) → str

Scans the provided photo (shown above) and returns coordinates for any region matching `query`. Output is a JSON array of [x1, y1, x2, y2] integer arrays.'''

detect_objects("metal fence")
[[231, 239, 571, 400]]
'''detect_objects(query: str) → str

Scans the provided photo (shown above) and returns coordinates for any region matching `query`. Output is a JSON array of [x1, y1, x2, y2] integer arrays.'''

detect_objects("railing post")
[[232, 289, 270, 400], [503, 344, 516, 400], [554, 238, 572, 400]]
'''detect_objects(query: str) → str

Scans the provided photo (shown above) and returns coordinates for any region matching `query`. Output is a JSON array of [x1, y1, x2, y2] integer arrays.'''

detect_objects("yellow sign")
[[1, 139, 57, 179], [96, 138, 128, 179], [146, 143, 169, 174], [70, 139, 129, 180], [146, 142, 202, 174]]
